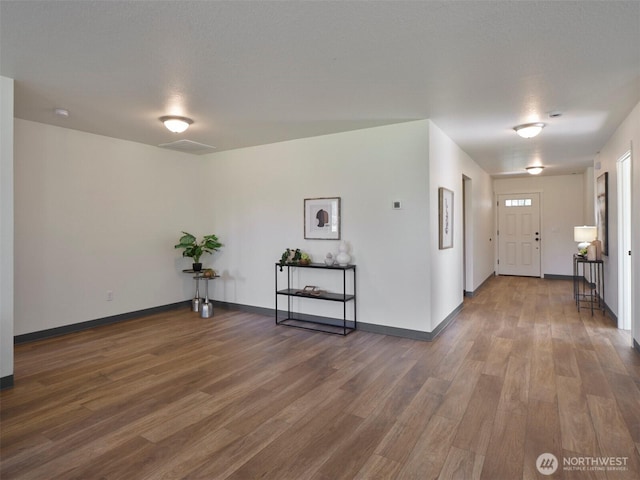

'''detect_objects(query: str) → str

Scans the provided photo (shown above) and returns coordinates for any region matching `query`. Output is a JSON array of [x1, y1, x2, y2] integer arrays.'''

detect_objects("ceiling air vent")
[[157, 139, 217, 155]]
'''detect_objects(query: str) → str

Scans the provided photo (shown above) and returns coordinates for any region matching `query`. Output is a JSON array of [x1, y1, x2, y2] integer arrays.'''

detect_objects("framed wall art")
[[439, 187, 453, 249], [304, 197, 340, 240], [597, 172, 608, 255]]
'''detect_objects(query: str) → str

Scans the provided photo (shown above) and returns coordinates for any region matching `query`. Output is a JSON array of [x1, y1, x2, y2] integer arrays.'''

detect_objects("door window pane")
[[505, 198, 532, 207]]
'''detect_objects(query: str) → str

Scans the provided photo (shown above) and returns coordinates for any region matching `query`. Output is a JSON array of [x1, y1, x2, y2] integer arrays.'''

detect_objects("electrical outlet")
[[107, 290, 114, 301]]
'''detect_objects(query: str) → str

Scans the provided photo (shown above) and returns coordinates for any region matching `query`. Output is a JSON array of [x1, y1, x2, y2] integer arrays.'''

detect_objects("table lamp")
[[574, 226, 597, 253]]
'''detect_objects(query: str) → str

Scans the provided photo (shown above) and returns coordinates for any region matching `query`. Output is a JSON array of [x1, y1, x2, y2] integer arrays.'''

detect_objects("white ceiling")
[[1, 0, 639, 176]]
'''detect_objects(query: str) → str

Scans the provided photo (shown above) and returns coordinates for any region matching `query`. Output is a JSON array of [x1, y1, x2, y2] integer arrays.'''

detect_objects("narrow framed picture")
[[597, 172, 608, 255], [304, 197, 340, 240], [439, 187, 453, 249]]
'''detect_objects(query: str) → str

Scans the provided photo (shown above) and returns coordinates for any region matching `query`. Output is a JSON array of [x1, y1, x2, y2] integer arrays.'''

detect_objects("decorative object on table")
[[596, 172, 608, 256], [336, 241, 351, 266], [295, 285, 326, 296], [304, 197, 340, 240], [299, 252, 311, 265], [592, 239, 602, 260], [192, 274, 203, 312], [279, 249, 290, 268], [324, 252, 335, 266], [587, 240, 602, 261], [203, 268, 216, 278], [573, 226, 597, 255], [174, 231, 223, 271], [200, 276, 214, 318], [439, 187, 454, 249], [279, 248, 302, 271]]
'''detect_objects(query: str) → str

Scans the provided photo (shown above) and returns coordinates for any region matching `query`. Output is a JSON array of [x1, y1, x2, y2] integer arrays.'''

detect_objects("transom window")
[[505, 198, 532, 207]]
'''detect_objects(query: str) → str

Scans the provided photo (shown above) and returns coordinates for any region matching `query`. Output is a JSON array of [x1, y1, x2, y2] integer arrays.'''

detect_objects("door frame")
[[495, 190, 544, 277], [617, 150, 632, 331], [463, 175, 473, 295]]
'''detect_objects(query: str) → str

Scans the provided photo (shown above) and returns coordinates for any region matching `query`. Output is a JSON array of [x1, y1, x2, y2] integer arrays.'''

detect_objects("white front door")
[[497, 193, 541, 277]]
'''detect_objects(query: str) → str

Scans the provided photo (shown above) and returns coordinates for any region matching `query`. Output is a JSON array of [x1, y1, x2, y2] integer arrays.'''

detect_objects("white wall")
[[584, 166, 595, 224], [494, 174, 585, 277], [206, 121, 433, 332], [594, 101, 639, 343], [427, 121, 494, 328], [14, 118, 493, 339], [1, 76, 14, 382], [205, 120, 493, 334], [13, 120, 209, 335]]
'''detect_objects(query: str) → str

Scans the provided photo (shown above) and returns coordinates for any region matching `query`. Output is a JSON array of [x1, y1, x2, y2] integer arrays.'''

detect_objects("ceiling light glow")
[[526, 166, 544, 175], [514, 122, 545, 138], [160, 115, 193, 133], [54, 108, 70, 118]]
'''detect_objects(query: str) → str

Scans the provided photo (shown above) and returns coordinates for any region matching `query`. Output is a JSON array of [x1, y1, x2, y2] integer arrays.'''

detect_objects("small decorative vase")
[[324, 252, 335, 266], [192, 277, 202, 312], [336, 241, 351, 266]]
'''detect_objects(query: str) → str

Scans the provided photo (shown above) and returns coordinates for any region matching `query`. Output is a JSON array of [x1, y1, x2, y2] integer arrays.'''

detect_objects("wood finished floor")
[[1, 276, 640, 479]]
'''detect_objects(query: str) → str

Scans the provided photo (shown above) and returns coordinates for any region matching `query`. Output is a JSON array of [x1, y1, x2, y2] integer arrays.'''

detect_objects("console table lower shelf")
[[275, 263, 356, 336]]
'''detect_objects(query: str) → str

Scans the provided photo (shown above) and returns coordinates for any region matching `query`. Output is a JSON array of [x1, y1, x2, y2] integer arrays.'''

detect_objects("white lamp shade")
[[574, 226, 597, 243]]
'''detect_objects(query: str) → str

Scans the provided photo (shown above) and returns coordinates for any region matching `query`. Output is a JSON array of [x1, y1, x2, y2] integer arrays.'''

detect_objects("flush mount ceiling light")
[[54, 108, 70, 118], [159, 115, 193, 133], [526, 166, 545, 175], [514, 122, 545, 139]]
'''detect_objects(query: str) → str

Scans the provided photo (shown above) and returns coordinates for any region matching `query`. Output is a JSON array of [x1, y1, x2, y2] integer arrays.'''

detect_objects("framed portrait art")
[[597, 172, 608, 255], [304, 197, 340, 240], [439, 187, 453, 249]]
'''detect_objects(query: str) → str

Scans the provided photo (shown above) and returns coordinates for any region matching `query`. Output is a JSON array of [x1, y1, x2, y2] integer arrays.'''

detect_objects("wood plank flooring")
[[1, 276, 639, 479]]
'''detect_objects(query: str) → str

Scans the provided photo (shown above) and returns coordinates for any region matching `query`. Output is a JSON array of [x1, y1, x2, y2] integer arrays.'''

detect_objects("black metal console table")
[[275, 263, 356, 336], [573, 254, 605, 316]]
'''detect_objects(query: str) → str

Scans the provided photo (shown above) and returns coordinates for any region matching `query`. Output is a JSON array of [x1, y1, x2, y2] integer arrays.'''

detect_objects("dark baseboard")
[[214, 300, 356, 330], [544, 274, 574, 281], [214, 302, 420, 340], [361, 302, 463, 341], [14, 301, 190, 344], [1, 375, 14, 390], [14, 295, 464, 348], [212, 300, 273, 318], [465, 272, 495, 297], [603, 300, 617, 326], [431, 302, 464, 339], [216, 299, 461, 342], [356, 322, 432, 341], [634, 338, 640, 354]]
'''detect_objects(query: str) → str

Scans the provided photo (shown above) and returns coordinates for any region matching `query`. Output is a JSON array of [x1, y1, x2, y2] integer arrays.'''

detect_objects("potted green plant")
[[174, 231, 223, 271], [299, 252, 311, 265], [279, 248, 302, 271]]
